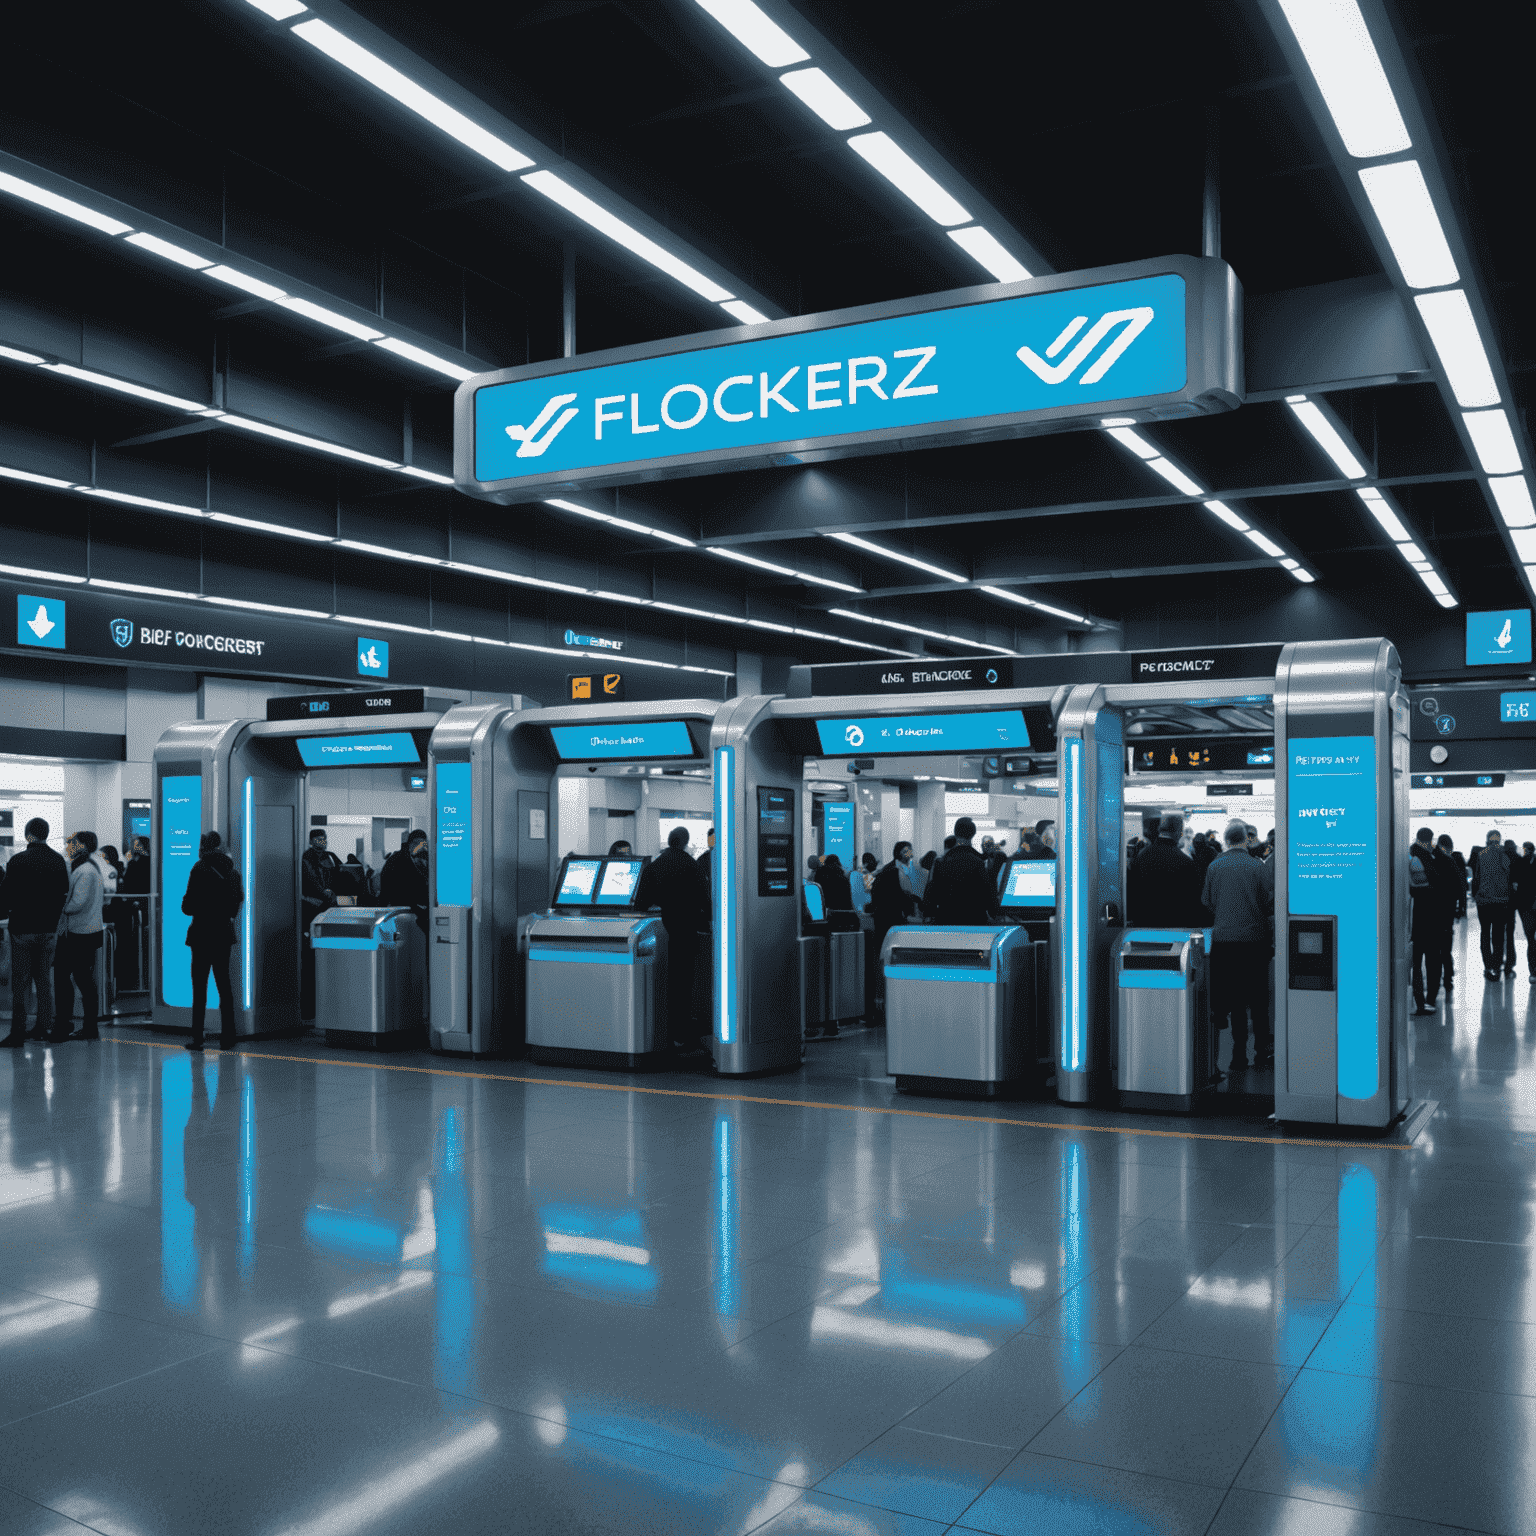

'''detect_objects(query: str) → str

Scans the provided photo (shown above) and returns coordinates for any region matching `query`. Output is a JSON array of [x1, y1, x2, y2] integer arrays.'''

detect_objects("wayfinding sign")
[[457, 255, 1240, 498]]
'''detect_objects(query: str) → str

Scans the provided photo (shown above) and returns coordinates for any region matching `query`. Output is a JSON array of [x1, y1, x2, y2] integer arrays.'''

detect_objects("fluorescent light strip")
[[1244, 529, 1285, 559], [1144, 457, 1205, 497], [720, 300, 768, 325], [1414, 290, 1499, 408], [1357, 161, 1458, 290], [1356, 489, 1410, 541], [90, 578, 201, 600], [1463, 410, 1522, 475], [0, 344, 46, 365], [779, 68, 869, 130], [1106, 426, 1158, 461], [706, 545, 863, 593], [372, 337, 476, 381], [947, 227, 1031, 283], [847, 133, 971, 226], [1275, 0, 1411, 159], [829, 607, 1012, 656], [291, 20, 532, 172], [205, 264, 287, 302], [335, 539, 439, 565], [1285, 397, 1367, 478], [692, 0, 807, 66], [277, 296, 383, 342], [0, 169, 131, 236], [76, 486, 204, 517], [0, 464, 72, 489], [522, 171, 733, 304], [545, 498, 696, 547], [0, 563, 85, 584], [208, 596, 330, 619], [1203, 500, 1249, 532], [827, 530, 965, 583], [218, 414, 401, 470], [125, 231, 212, 270], [1489, 476, 1536, 529], [41, 363, 208, 415], [977, 585, 1088, 624], [245, 0, 307, 17], [397, 464, 455, 486]]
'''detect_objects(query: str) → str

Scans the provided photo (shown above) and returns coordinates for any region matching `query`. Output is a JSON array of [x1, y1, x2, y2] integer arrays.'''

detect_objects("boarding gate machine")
[[1113, 929, 1213, 1112], [426, 700, 722, 1059], [150, 693, 452, 1041], [1054, 636, 1410, 1128]]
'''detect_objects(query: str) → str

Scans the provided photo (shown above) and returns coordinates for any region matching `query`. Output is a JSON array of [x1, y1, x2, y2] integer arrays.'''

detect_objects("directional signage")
[[456, 255, 1240, 498], [267, 689, 425, 722]]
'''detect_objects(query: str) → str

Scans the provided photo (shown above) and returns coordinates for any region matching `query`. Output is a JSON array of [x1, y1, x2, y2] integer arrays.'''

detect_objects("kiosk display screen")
[[435, 762, 473, 905], [160, 774, 201, 1006], [1001, 859, 1057, 909], [595, 858, 644, 906], [803, 882, 826, 922], [548, 721, 695, 760], [814, 709, 1030, 756], [556, 859, 601, 905], [296, 732, 420, 767]]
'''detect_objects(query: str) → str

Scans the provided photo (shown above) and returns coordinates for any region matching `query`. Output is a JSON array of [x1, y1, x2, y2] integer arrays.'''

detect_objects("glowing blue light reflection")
[[714, 1113, 739, 1316], [540, 1203, 657, 1298], [435, 1107, 474, 1400], [160, 1054, 196, 1310], [238, 1072, 257, 1282]]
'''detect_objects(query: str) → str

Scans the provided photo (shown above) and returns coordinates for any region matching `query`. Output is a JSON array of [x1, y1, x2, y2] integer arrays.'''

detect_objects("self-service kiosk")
[[426, 699, 721, 1059], [521, 854, 669, 1069], [151, 696, 454, 1041]]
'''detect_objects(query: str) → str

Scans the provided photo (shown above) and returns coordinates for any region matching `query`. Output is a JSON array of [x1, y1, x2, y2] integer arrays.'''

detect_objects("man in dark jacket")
[[870, 843, 921, 977], [923, 818, 1002, 926], [121, 837, 152, 895], [1127, 814, 1206, 927], [635, 827, 707, 1053], [301, 829, 341, 932], [0, 818, 70, 1047], [1409, 828, 1451, 1013], [380, 830, 429, 918], [1437, 833, 1462, 989], [182, 830, 245, 1051], [1202, 821, 1275, 1069], [1473, 830, 1514, 980]]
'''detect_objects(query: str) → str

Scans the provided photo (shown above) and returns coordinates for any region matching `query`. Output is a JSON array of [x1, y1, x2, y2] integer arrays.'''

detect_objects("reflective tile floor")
[[2, 918, 1534, 1535]]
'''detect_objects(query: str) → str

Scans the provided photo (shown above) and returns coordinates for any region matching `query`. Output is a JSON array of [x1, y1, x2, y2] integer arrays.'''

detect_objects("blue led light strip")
[[713, 745, 735, 1044], [241, 776, 254, 1012], [1060, 738, 1084, 1072]]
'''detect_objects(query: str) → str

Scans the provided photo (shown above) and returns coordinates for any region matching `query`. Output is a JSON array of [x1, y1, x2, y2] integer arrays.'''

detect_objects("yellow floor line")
[[106, 1036, 1417, 1152]]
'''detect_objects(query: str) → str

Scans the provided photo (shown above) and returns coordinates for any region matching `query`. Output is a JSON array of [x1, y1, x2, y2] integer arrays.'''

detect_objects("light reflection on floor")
[[0, 918, 1533, 1534]]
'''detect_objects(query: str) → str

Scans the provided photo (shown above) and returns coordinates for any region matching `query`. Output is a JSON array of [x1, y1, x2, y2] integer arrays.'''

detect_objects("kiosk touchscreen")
[[595, 858, 645, 907], [555, 859, 602, 907], [1001, 859, 1057, 912], [551, 855, 650, 913]]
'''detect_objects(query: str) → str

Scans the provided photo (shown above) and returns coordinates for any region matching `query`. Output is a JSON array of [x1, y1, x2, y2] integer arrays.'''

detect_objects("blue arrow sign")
[[456, 256, 1239, 497]]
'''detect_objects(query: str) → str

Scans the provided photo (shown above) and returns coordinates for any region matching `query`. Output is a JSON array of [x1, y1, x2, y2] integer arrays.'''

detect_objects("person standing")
[[53, 831, 106, 1043], [1473, 830, 1514, 980], [0, 818, 70, 1047], [1409, 828, 1445, 1014], [380, 829, 429, 918], [923, 818, 1002, 926], [1442, 836, 1467, 920], [1436, 833, 1460, 991], [1201, 821, 1275, 1070], [1516, 842, 1536, 980], [634, 827, 708, 1055], [869, 843, 920, 989], [1126, 814, 1206, 927], [182, 831, 245, 1052]]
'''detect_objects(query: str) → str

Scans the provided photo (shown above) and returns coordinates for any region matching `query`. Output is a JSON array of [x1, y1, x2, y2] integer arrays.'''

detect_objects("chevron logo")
[[503, 392, 579, 457], [1016, 306, 1156, 386]]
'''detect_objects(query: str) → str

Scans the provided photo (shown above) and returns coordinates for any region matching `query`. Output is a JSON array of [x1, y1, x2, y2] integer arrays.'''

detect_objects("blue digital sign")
[[1466, 609, 1532, 666], [16, 593, 66, 650], [295, 732, 420, 767], [822, 802, 854, 866], [1289, 736, 1377, 1101], [435, 762, 473, 906], [1501, 691, 1536, 722], [356, 636, 390, 677], [473, 271, 1190, 488], [548, 720, 695, 760], [160, 774, 201, 1007], [815, 709, 1030, 756]]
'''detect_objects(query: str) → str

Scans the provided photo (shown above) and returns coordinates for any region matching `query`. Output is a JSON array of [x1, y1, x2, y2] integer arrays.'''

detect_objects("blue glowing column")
[[713, 746, 736, 1047], [159, 775, 201, 1008], [713, 1112, 740, 1317]]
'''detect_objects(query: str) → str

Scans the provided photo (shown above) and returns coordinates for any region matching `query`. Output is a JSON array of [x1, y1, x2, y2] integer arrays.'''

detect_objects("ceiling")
[[0, 0, 1528, 688]]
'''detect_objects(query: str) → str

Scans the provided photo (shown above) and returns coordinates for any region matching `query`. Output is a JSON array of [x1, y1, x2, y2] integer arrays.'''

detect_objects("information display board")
[[1288, 736, 1378, 1100], [821, 802, 854, 868], [159, 775, 201, 1007], [435, 762, 473, 906], [296, 732, 421, 767], [815, 709, 1031, 756], [547, 720, 696, 760], [1466, 609, 1532, 666]]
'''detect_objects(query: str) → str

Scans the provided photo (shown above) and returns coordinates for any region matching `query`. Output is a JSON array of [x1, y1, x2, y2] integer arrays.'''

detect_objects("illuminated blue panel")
[[815, 709, 1030, 756], [160, 1054, 196, 1309], [295, 732, 420, 767], [241, 776, 254, 1012], [802, 882, 825, 922], [1001, 859, 1055, 909], [160, 775, 200, 1008], [1117, 971, 1186, 990], [1500, 690, 1536, 722], [714, 1114, 738, 1317], [528, 949, 635, 965], [713, 745, 735, 1044], [885, 965, 996, 983], [1289, 735, 1378, 1100], [238, 1074, 257, 1281], [475, 273, 1188, 484], [1059, 740, 1085, 1072], [548, 720, 695, 760], [821, 802, 854, 865], [1466, 608, 1532, 665], [435, 761, 473, 906]]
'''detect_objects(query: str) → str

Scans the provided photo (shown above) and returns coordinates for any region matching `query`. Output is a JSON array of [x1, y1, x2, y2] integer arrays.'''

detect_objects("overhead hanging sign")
[[456, 255, 1241, 498]]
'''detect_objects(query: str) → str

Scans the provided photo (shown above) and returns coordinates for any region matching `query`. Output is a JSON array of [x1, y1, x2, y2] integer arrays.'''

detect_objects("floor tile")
[[816, 1424, 1017, 1524], [1206, 1486, 1479, 1536]]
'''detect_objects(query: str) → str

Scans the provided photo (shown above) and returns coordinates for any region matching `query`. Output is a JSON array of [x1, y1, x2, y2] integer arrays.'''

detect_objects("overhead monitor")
[[814, 709, 1030, 757], [296, 732, 421, 767], [595, 858, 645, 906], [555, 858, 602, 906], [1500, 691, 1536, 722], [1467, 609, 1532, 666], [1001, 859, 1057, 909], [547, 720, 697, 761]]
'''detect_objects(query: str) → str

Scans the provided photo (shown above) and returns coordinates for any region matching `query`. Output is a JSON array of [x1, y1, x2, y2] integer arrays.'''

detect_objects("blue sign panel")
[[1501, 691, 1536, 722], [17, 594, 66, 649], [548, 720, 695, 760], [160, 775, 201, 1006], [815, 709, 1030, 756], [1288, 736, 1378, 1100], [295, 732, 420, 767], [462, 257, 1243, 496], [822, 803, 854, 867], [435, 762, 473, 906], [1466, 609, 1532, 666], [356, 636, 390, 677]]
